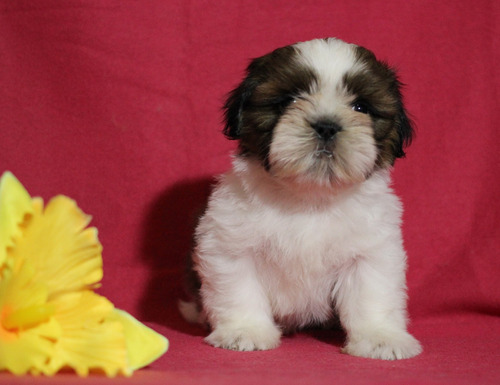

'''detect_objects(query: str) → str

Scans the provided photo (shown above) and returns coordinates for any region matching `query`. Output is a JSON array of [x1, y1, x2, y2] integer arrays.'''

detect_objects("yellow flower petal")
[[0, 259, 60, 375], [0, 317, 60, 375], [0, 172, 33, 267], [0, 259, 49, 325], [8, 195, 103, 297], [46, 291, 130, 377], [2, 304, 55, 331], [110, 309, 169, 371]]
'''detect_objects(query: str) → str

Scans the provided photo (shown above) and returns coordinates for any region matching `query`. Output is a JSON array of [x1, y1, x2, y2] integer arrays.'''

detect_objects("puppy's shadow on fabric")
[[302, 325, 346, 349], [138, 177, 213, 335]]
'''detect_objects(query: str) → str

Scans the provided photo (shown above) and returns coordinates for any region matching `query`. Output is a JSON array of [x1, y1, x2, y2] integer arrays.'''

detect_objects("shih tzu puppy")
[[180, 37, 422, 360]]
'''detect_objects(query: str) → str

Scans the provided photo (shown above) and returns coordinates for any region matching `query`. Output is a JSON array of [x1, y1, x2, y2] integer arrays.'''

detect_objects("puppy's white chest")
[[248, 201, 362, 326], [255, 208, 352, 268]]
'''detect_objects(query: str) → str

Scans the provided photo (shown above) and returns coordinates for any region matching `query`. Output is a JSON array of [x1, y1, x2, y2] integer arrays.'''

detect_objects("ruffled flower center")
[[2, 304, 55, 331]]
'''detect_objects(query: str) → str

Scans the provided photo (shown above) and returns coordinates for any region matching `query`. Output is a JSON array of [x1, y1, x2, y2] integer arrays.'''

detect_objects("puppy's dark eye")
[[282, 95, 297, 105], [352, 102, 369, 114], [275, 95, 297, 110]]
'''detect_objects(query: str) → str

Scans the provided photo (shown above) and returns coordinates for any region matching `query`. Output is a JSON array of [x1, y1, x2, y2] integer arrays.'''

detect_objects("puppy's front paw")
[[206, 322, 281, 351], [342, 329, 422, 360]]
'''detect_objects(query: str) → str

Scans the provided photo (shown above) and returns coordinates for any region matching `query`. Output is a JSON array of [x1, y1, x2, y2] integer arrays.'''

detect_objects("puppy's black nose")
[[311, 120, 342, 141]]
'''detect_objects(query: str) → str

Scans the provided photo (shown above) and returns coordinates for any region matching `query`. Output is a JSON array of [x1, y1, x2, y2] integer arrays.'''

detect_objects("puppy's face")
[[224, 38, 413, 187]]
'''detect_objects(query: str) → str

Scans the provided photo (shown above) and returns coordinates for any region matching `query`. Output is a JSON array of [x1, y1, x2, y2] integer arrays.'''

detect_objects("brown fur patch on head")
[[223, 45, 318, 166], [345, 46, 413, 167]]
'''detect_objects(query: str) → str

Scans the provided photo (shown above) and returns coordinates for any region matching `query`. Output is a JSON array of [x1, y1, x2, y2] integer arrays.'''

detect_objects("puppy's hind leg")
[[200, 255, 281, 351]]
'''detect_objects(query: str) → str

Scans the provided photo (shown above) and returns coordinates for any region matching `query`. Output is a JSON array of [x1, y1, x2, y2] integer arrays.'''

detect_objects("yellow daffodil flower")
[[0, 171, 168, 376]]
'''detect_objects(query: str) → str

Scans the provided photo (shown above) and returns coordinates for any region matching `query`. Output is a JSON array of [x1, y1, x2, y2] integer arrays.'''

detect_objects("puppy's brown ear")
[[223, 51, 276, 140], [393, 91, 414, 158], [223, 78, 256, 139], [223, 45, 300, 140]]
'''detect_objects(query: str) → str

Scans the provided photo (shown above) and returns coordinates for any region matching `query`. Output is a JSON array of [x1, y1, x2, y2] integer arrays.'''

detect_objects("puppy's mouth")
[[314, 142, 334, 158]]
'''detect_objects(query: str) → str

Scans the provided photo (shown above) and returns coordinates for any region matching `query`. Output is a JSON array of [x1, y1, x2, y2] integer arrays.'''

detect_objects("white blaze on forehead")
[[294, 38, 362, 91]]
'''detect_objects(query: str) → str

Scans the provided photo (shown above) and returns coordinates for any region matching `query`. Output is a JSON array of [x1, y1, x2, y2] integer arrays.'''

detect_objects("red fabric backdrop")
[[1, 0, 499, 384]]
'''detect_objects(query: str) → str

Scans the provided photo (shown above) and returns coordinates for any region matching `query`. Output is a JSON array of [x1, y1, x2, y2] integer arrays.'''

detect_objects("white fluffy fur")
[[186, 38, 421, 360], [193, 158, 421, 359]]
